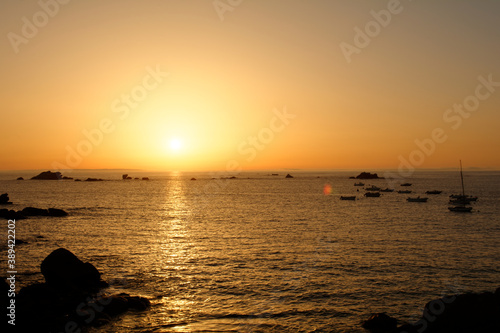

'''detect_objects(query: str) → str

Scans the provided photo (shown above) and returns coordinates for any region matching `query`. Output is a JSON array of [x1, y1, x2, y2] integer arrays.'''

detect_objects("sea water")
[[1, 170, 499, 332]]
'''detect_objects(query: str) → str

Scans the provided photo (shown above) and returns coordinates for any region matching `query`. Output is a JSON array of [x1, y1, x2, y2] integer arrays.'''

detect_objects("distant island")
[[350, 172, 384, 180], [31, 171, 72, 180]]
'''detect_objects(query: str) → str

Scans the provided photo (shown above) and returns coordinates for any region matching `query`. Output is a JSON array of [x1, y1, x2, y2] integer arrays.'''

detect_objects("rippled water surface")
[[1, 170, 499, 332]]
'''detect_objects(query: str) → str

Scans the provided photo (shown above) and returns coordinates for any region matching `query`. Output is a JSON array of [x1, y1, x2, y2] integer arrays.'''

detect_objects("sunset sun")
[[169, 138, 183, 152]]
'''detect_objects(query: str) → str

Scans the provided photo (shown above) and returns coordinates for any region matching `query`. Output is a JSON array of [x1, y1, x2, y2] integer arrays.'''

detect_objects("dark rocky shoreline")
[[362, 287, 500, 332], [3, 248, 150, 332]]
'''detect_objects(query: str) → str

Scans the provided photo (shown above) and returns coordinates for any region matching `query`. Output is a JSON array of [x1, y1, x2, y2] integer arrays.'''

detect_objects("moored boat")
[[407, 196, 428, 202], [448, 205, 473, 213], [426, 190, 442, 194], [365, 192, 381, 197], [340, 196, 356, 201], [448, 160, 474, 213]]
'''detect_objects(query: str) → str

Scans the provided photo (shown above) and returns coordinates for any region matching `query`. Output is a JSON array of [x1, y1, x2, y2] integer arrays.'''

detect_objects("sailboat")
[[448, 160, 473, 213]]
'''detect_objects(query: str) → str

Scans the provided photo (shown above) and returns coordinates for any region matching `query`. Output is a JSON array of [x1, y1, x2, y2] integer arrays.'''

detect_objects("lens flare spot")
[[323, 184, 332, 195]]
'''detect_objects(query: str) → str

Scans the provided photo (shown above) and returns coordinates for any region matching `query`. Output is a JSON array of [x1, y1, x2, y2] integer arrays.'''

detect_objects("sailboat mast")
[[460, 160, 465, 196]]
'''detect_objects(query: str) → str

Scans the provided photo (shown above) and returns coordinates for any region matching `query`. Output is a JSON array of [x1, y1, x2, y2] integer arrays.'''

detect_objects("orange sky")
[[1, 1, 500, 171]]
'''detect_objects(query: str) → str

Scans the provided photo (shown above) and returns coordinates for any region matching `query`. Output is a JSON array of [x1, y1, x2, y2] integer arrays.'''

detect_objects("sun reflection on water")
[[155, 173, 197, 327]]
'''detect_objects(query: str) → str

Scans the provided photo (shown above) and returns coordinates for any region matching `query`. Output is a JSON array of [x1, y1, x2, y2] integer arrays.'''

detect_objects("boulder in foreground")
[[362, 287, 500, 333], [41, 248, 105, 291], [18, 248, 150, 332]]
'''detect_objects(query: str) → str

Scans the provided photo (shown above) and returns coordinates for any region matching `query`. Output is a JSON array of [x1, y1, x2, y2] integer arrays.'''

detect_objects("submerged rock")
[[285, 174, 294, 178]]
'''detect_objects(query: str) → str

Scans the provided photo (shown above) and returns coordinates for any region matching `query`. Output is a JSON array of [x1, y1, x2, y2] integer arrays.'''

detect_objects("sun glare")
[[169, 138, 182, 152]]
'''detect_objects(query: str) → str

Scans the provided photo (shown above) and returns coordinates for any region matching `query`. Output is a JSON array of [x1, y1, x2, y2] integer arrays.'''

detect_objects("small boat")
[[340, 196, 356, 201], [365, 192, 381, 197], [426, 190, 442, 194], [365, 185, 381, 191], [400, 183, 412, 187], [448, 206, 473, 213], [448, 160, 473, 213], [449, 198, 473, 205], [380, 188, 394, 192], [449, 194, 477, 201], [354, 182, 364, 186], [407, 196, 428, 202], [398, 190, 412, 194]]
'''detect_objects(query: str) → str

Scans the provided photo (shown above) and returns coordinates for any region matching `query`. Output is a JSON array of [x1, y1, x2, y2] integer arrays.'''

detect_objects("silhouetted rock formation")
[[41, 248, 105, 291], [17, 248, 150, 332], [362, 287, 500, 333], [285, 174, 294, 178], [355, 172, 382, 179], [191, 177, 197, 180], [122, 174, 132, 180], [17, 177, 24, 180], [22, 207, 48, 216], [0, 208, 26, 220], [85, 178, 104, 182], [31, 171, 63, 180], [48, 208, 69, 217], [0, 193, 12, 205], [142, 177, 149, 180], [21, 207, 68, 217], [1, 206, 67, 220]]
